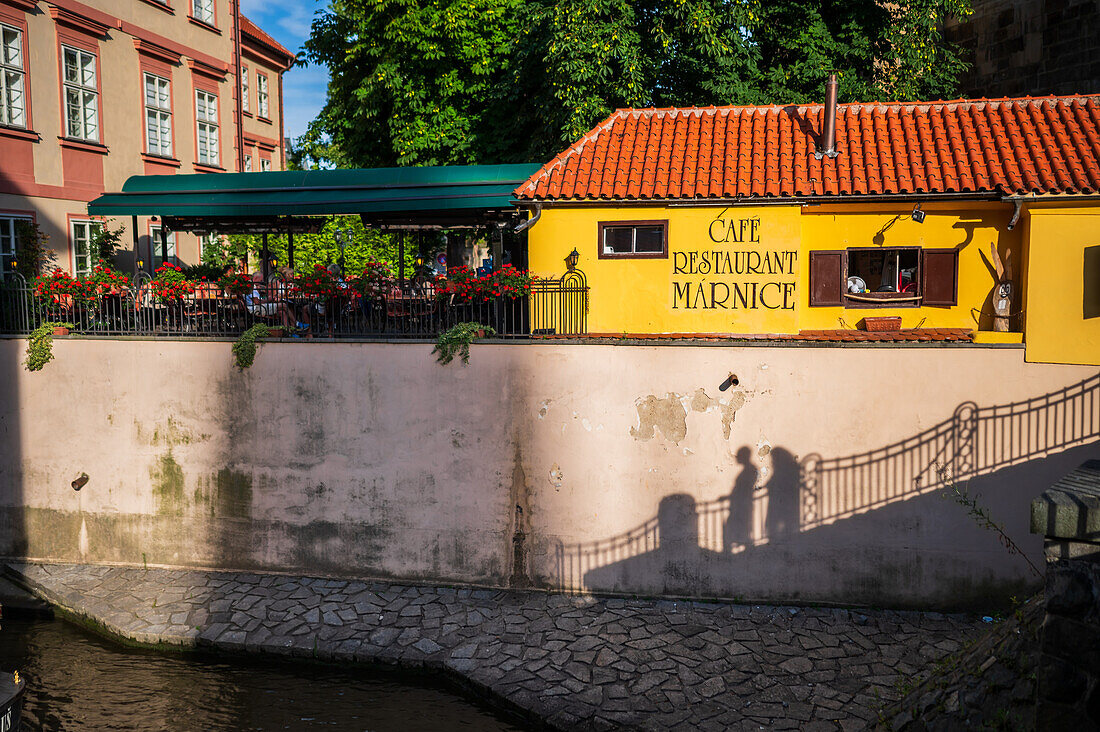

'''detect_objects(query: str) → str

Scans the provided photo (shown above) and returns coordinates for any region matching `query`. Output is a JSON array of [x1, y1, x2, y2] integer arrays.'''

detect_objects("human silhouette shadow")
[[723, 447, 757, 552], [764, 447, 800, 541]]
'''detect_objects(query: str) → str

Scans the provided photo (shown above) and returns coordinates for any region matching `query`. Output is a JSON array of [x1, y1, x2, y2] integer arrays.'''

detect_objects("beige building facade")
[[0, 0, 291, 274]]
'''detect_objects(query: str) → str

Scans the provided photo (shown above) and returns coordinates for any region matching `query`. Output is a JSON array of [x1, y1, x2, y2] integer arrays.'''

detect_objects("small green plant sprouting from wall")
[[939, 464, 1042, 579], [232, 323, 271, 370], [433, 322, 495, 365], [24, 322, 74, 372]]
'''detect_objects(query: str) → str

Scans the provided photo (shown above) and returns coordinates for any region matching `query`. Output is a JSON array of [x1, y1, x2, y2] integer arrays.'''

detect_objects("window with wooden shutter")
[[921, 249, 959, 306], [809, 251, 844, 306]]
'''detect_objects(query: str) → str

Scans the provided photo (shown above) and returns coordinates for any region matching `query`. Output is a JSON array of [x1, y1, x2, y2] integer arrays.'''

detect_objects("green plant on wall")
[[232, 323, 272, 369], [25, 321, 74, 372], [433, 322, 495, 365]]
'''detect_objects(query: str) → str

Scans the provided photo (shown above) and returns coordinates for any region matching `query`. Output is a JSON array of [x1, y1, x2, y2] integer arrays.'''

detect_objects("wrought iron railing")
[[0, 272, 589, 339]]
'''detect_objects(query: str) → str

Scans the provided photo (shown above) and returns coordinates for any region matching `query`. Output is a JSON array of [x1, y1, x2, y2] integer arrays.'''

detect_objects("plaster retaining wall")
[[1, 338, 1096, 609]]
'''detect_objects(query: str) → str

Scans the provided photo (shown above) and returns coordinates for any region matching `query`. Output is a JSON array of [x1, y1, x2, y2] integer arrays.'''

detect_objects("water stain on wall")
[[214, 468, 253, 520], [150, 451, 185, 516], [136, 416, 208, 448]]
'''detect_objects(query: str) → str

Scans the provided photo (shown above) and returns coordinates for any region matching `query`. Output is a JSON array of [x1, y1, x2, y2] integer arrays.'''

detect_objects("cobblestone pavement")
[[7, 562, 985, 730]]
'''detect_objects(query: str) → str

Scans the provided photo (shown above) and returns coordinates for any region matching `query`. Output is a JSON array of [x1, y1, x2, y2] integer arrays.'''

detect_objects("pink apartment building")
[[0, 0, 292, 275]]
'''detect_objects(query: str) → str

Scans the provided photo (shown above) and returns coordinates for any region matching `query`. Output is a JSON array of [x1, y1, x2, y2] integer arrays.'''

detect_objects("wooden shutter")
[[809, 251, 844, 306], [922, 249, 959, 306]]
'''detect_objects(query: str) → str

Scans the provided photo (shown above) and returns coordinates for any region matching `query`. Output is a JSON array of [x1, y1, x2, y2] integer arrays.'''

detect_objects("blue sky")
[[240, 0, 328, 140]]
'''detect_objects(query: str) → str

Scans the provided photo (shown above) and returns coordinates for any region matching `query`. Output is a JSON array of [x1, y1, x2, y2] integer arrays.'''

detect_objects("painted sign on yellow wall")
[[527, 201, 1041, 340], [528, 205, 802, 334], [671, 212, 798, 315]]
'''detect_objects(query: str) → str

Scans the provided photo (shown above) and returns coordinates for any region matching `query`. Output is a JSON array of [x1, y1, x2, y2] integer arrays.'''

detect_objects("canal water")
[[0, 616, 525, 731]]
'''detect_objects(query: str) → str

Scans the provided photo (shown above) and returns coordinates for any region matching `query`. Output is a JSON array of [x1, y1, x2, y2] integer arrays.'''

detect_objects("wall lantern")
[[911, 203, 926, 224], [565, 248, 580, 272]]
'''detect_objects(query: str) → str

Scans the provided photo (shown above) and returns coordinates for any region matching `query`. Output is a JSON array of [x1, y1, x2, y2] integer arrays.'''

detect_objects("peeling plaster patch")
[[689, 388, 748, 440], [548, 464, 563, 489], [682, 447, 694, 456], [630, 394, 688, 443], [582, 418, 592, 432], [537, 400, 551, 419], [572, 411, 579, 420], [757, 439, 773, 482]]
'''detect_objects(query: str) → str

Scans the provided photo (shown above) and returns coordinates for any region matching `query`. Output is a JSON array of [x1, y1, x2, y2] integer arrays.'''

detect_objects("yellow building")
[[517, 96, 1100, 366]]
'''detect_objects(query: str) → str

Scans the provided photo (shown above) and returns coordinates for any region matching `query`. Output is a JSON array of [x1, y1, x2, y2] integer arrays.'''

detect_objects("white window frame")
[[195, 89, 219, 166], [1, 24, 26, 128], [191, 0, 214, 25], [71, 219, 103, 278], [62, 46, 99, 142], [257, 73, 268, 118], [150, 224, 177, 269], [260, 157, 271, 172], [243, 153, 252, 172], [199, 233, 221, 259], [241, 65, 249, 113], [0, 214, 31, 275], [143, 73, 172, 157]]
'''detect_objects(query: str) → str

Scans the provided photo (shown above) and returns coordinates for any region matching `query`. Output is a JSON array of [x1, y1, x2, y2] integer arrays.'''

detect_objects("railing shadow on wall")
[[553, 373, 1100, 593]]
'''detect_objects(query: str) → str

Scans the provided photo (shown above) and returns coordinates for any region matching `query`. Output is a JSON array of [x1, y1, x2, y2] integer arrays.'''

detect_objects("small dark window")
[[846, 248, 920, 297], [808, 247, 958, 308], [598, 220, 668, 259]]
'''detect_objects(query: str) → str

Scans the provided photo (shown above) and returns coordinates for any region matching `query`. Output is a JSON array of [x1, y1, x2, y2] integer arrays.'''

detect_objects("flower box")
[[52, 326, 70, 336], [859, 316, 902, 332], [266, 327, 284, 339]]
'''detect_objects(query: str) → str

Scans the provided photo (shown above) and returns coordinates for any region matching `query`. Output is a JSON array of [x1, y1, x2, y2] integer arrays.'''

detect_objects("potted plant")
[[32, 268, 83, 321], [25, 321, 75, 371], [433, 321, 496, 365], [232, 323, 271, 369], [149, 262, 196, 304], [218, 270, 255, 298]]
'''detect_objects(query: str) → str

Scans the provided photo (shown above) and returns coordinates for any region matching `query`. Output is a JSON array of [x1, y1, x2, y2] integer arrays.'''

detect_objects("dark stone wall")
[[945, 0, 1100, 97], [1038, 559, 1100, 729]]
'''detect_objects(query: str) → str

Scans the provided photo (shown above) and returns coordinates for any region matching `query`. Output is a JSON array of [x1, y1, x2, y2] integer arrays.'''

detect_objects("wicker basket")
[[859, 316, 902, 332]]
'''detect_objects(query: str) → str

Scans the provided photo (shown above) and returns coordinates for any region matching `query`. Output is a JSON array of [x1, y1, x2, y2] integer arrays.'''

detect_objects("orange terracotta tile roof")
[[515, 96, 1100, 201], [240, 14, 294, 64], [533, 329, 974, 343]]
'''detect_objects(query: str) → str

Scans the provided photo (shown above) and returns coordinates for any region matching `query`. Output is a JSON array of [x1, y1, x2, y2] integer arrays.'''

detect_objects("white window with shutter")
[[144, 73, 172, 157], [196, 90, 219, 166], [150, 225, 176, 268], [241, 65, 249, 113], [63, 46, 98, 141], [72, 220, 103, 278], [260, 157, 271, 172], [244, 154, 252, 172], [257, 73, 268, 118], [191, 0, 214, 25], [1, 24, 26, 128]]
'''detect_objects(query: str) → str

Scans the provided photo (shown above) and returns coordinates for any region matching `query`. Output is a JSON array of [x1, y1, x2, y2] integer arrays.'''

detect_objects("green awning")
[[87, 164, 541, 221]]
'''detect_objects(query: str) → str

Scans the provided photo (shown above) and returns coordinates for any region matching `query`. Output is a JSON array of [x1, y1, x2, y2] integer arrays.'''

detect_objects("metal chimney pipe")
[[821, 72, 839, 158]]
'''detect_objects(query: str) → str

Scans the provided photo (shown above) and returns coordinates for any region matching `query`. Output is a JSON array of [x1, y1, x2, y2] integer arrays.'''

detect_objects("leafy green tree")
[[203, 216, 430, 276], [300, 0, 525, 167], [299, 0, 971, 167]]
